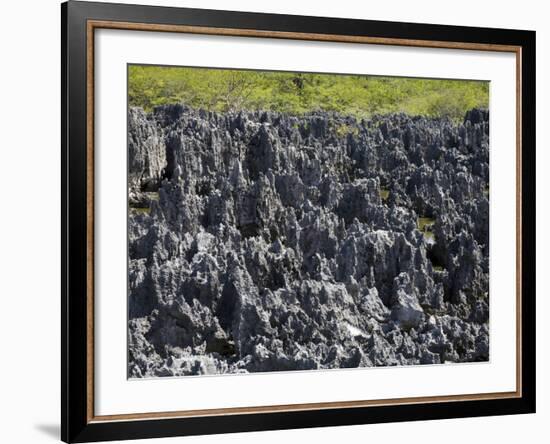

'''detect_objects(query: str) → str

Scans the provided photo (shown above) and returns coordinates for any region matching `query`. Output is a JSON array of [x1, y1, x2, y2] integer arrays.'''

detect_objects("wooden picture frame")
[[62, 1, 536, 442]]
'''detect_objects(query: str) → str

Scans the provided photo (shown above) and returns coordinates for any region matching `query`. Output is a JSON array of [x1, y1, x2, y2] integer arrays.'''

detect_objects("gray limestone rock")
[[127, 104, 490, 377]]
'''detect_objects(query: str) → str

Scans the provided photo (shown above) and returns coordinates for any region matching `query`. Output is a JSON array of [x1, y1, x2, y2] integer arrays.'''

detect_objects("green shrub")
[[128, 65, 489, 119]]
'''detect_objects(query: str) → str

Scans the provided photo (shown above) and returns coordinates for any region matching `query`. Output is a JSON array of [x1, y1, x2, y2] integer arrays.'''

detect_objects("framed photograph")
[[61, 1, 536, 442]]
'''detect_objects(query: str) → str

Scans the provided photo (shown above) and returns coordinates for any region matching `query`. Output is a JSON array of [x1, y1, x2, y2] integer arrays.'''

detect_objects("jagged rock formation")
[[128, 104, 489, 378]]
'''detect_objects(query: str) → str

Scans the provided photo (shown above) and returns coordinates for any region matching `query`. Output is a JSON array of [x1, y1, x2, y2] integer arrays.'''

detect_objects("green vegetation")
[[130, 207, 151, 215], [129, 193, 158, 216], [418, 217, 436, 240], [129, 65, 489, 120], [418, 217, 435, 231], [145, 191, 160, 201], [334, 122, 360, 138], [379, 188, 390, 202]]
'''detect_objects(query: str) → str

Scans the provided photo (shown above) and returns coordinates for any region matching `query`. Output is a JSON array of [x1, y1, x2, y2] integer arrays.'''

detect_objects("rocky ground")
[[127, 104, 489, 378]]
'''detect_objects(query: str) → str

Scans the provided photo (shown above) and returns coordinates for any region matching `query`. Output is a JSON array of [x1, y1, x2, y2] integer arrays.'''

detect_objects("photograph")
[[127, 65, 490, 378]]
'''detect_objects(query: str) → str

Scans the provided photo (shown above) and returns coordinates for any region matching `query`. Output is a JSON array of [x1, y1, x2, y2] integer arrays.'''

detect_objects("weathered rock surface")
[[128, 104, 489, 377]]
